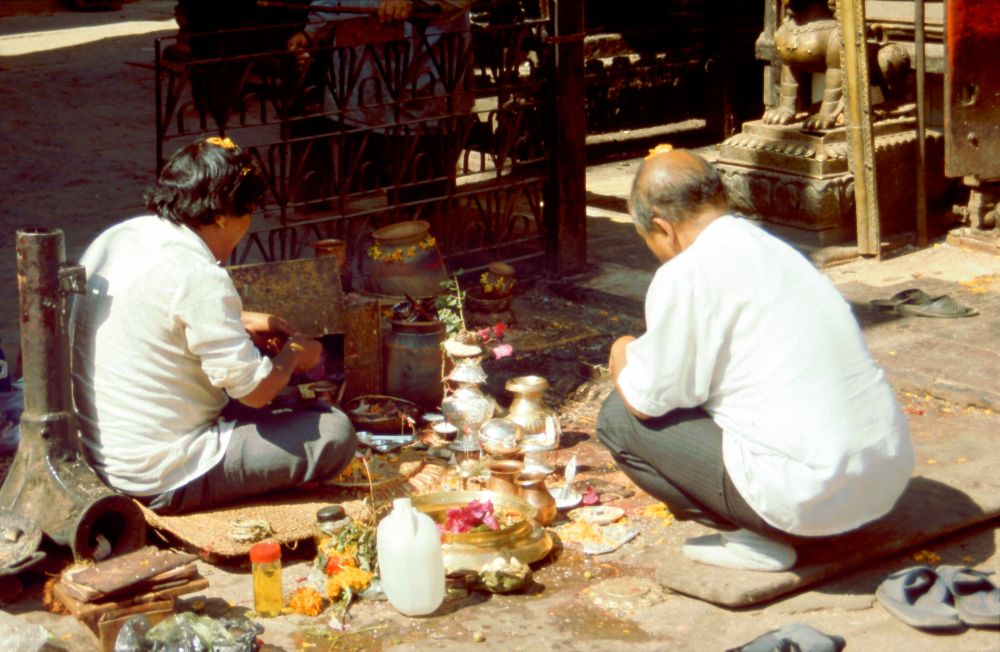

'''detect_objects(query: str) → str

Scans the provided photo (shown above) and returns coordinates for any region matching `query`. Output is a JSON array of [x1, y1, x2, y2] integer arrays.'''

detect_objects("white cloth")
[[616, 215, 914, 537], [303, 0, 474, 129], [70, 215, 273, 496]]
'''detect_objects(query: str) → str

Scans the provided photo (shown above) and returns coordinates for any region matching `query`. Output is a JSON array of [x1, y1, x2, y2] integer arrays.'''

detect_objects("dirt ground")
[[1, 3, 999, 652]]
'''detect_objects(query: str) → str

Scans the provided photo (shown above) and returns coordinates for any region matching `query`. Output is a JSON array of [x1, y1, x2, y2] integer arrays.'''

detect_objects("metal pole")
[[0, 228, 146, 561], [839, 0, 881, 258], [915, 0, 928, 246]]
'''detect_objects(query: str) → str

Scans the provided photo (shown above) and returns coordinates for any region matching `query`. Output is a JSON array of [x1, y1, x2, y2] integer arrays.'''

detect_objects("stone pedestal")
[[716, 118, 945, 246]]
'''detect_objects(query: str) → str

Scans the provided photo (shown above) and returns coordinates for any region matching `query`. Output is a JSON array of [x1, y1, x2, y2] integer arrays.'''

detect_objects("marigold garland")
[[368, 235, 437, 263]]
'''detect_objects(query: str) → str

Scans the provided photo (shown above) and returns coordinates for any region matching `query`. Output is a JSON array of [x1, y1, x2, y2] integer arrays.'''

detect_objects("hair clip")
[[645, 143, 673, 159], [206, 136, 237, 149]]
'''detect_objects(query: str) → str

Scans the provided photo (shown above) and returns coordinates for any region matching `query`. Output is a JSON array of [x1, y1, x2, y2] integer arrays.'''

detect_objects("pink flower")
[[438, 499, 500, 533], [477, 326, 493, 342], [491, 343, 513, 360]]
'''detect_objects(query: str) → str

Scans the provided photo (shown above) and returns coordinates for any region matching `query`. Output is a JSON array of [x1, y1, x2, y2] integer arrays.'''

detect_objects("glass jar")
[[249, 540, 282, 617], [314, 505, 349, 548]]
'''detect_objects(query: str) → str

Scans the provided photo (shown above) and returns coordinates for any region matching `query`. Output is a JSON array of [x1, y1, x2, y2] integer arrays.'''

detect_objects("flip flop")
[[936, 565, 1000, 628], [876, 565, 964, 631], [896, 294, 979, 319], [869, 288, 933, 312]]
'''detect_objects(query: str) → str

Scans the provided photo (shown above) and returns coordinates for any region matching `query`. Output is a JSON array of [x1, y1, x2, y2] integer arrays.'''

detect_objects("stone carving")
[[764, 0, 910, 131]]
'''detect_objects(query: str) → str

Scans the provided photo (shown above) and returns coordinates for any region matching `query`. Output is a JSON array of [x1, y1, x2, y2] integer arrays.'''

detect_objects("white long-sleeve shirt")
[[71, 215, 272, 496], [617, 215, 915, 536]]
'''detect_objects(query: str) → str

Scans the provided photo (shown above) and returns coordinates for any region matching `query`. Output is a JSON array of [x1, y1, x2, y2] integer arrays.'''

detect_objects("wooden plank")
[[546, 0, 588, 275], [839, 0, 882, 257], [58, 546, 197, 603]]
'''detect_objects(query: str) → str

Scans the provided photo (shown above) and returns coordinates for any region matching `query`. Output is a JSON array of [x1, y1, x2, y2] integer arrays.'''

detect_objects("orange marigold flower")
[[326, 566, 373, 601], [289, 587, 325, 616]]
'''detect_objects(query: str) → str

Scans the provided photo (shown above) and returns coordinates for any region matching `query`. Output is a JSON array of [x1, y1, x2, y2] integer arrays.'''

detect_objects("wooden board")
[[59, 546, 197, 603], [54, 576, 209, 652]]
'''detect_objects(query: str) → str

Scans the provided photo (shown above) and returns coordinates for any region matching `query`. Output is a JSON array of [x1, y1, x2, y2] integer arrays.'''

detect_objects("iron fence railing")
[[155, 11, 555, 278]]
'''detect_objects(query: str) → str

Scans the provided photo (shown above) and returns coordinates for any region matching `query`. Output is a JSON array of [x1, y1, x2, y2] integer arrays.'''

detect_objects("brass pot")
[[411, 491, 553, 573], [505, 375, 551, 438]]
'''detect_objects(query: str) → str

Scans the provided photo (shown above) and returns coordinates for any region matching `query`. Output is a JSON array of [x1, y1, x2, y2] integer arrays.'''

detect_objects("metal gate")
[[154, 1, 587, 278]]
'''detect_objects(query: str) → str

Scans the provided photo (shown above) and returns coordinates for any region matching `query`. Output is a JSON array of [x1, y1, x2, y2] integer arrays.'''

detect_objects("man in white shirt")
[[71, 136, 356, 514], [597, 147, 914, 571]]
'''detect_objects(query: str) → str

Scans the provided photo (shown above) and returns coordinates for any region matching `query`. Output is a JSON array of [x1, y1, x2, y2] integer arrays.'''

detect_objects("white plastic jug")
[[376, 497, 446, 616]]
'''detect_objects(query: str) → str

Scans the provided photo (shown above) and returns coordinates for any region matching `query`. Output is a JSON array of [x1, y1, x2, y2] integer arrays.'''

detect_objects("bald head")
[[628, 149, 727, 233]]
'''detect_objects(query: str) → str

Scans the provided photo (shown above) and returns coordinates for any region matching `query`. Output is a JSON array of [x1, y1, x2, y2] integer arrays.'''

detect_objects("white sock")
[[682, 528, 797, 572]]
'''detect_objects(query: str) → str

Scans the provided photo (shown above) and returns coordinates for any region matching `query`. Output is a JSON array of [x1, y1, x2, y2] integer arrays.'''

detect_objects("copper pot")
[[514, 472, 556, 526], [486, 459, 523, 497]]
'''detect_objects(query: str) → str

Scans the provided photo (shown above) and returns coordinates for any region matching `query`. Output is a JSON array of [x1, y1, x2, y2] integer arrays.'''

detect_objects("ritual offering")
[[412, 491, 553, 573], [479, 555, 532, 594], [344, 394, 421, 434], [329, 451, 424, 488]]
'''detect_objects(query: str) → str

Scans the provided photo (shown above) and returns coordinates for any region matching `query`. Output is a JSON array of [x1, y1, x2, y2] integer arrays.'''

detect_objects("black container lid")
[[316, 505, 346, 523]]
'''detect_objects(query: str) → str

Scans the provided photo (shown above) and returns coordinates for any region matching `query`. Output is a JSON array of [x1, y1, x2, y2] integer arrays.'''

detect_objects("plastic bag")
[[114, 612, 263, 652], [0, 387, 23, 455], [0, 609, 50, 652]]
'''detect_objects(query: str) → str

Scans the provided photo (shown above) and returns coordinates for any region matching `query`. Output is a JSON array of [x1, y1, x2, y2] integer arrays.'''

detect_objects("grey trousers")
[[143, 403, 356, 515], [596, 390, 815, 544]]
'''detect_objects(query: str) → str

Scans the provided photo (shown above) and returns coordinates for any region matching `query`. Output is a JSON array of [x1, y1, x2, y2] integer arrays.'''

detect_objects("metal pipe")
[[915, 0, 928, 246], [0, 228, 146, 561]]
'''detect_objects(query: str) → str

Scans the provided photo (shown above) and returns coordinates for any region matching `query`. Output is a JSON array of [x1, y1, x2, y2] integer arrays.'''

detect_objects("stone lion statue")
[[764, 0, 910, 130]]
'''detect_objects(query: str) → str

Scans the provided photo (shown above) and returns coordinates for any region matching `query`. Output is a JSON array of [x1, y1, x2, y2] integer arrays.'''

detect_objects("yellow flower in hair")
[[645, 143, 673, 159], [206, 136, 237, 149]]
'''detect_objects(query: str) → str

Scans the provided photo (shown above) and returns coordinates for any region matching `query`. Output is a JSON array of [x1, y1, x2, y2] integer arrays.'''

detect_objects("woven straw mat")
[[139, 456, 447, 558]]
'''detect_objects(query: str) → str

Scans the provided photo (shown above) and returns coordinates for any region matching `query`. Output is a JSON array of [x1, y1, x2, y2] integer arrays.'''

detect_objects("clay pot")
[[369, 220, 447, 298], [480, 261, 516, 299], [485, 459, 523, 497], [383, 320, 446, 411], [313, 238, 352, 293], [514, 472, 556, 526]]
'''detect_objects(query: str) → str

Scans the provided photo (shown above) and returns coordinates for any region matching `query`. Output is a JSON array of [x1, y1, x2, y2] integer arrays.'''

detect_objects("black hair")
[[628, 153, 725, 233], [144, 137, 266, 229]]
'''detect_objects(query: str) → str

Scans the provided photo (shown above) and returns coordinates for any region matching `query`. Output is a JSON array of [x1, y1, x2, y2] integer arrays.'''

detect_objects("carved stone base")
[[717, 118, 947, 245]]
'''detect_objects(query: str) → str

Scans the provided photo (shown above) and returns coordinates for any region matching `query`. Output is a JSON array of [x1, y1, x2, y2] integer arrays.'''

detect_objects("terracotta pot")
[[383, 320, 446, 411], [369, 220, 447, 298], [514, 472, 556, 526], [313, 238, 352, 292]]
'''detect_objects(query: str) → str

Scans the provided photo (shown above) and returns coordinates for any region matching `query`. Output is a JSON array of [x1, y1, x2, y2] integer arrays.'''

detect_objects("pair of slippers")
[[869, 289, 978, 318], [876, 565, 1000, 631]]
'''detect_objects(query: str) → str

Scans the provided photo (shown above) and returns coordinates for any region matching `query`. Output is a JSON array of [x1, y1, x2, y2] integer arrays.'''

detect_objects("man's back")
[[618, 216, 914, 535]]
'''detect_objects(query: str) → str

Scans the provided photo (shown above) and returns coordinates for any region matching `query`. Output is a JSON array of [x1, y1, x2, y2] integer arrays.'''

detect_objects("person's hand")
[[243, 311, 292, 337], [378, 0, 413, 22], [287, 31, 312, 67], [244, 312, 293, 356], [609, 335, 636, 382], [284, 335, 324, 373]]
